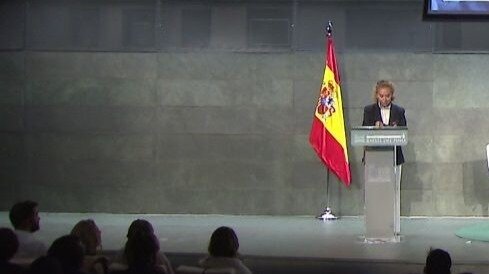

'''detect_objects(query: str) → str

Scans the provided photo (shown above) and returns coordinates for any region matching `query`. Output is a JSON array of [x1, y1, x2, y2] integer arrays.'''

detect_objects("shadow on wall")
[[401, 143, 424, 216], [463, 160, 489, 216]]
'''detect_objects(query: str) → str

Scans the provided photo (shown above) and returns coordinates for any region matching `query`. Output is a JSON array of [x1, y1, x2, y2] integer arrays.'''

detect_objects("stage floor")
[[1, 213, 489, 274]]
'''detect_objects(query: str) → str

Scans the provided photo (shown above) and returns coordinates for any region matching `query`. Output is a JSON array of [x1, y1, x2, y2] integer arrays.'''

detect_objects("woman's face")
[[376, 87, 393, 107]]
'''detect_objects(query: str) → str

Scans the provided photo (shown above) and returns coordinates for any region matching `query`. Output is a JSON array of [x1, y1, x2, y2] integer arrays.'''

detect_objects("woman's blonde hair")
[[373, 80, 395, 102], [71, 219, 100, 255]]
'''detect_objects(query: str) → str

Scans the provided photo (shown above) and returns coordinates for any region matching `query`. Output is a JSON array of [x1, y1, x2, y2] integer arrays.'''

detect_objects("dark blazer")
[[362, 103, 406, 165]]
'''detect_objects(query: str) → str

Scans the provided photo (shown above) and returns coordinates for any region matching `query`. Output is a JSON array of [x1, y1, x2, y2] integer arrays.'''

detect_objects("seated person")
[[111, 233, 167, 274], [47, 235, 86, 274], [71, 219, 109, 274], [199, 226, 252, 274], [111, 219, 173, 274], [0, 227, 23, 274], [9, 200, 47, 260]]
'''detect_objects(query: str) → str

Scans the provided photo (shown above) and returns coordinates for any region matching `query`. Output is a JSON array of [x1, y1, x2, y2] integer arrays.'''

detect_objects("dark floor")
[[1, 212, 489, 274]]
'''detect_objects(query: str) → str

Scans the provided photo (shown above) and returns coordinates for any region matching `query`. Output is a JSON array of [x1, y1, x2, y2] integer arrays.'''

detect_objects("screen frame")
[[423, 0, 489, 20]]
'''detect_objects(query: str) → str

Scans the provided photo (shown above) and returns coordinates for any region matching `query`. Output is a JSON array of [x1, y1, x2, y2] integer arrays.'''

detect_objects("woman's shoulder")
[[391, 103, 405, 112], [364, 103, 377, 111], [199, 257, 252, 274]]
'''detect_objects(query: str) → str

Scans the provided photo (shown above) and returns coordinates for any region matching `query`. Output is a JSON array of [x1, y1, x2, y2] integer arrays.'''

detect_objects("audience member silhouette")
[[27, 256, 64, 274], [0, 227, 23, 274], [47, 234, 86, 274], [71, 219, 109, 274], [424, 248, 451, 274], [9, 200, 47, 260], [199, 226, 252, 274], [112, 219, 173, 274], [111, 233, 167, 274]]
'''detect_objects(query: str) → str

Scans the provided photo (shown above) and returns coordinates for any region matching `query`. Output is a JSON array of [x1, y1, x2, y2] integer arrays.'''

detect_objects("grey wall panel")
[[343, 53, 434, 82], [402, 162, 434, 191], [25, 133, 155, 162], [402, 189, 434, 216], [344, 2, 431, 52], [433, 55, 489, 108], [26, 78, 157, 107], [25, 107, 158, 133], [0, 107, 24, 131], [405, 135, 434, 164], [26, 52, 158, 79], [0, 1, 25, 50], [0, 133, 26, 197], [0, 53, 24, 80], [433, 109, 489, 136], [462, 160, 489, 216], [210, 4, 247, 49]]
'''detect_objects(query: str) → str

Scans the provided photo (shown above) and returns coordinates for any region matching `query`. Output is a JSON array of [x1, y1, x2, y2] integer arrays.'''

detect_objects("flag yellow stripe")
[[314, 66, 349, 162]]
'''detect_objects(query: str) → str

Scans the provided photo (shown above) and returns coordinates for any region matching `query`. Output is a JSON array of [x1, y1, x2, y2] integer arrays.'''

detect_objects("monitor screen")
[[424, 0, 489, 19]]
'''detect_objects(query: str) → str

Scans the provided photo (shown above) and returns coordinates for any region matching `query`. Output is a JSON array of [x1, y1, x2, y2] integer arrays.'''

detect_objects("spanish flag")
[[309, 27, 351, 186]]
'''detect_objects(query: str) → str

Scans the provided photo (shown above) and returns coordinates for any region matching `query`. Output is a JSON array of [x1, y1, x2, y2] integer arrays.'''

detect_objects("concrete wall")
[[1, 0, 489, 216]]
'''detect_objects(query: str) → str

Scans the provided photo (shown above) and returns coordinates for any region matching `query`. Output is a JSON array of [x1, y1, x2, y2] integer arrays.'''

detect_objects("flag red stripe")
[[326, 36, 340, 84], [309, 116, 351, 186]]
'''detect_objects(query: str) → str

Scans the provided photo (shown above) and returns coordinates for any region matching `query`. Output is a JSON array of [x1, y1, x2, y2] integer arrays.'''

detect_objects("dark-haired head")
[[127, 219, 154, 239], [208, 226, 239, 258], [48, 235, 84, 273], [9, 200, 40, 231], [424, 248, 451, 274]]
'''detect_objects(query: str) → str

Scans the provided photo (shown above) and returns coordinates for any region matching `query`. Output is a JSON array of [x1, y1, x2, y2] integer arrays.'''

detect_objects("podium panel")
[[364, 147, 395, 240], [351, 127, 407, 243]]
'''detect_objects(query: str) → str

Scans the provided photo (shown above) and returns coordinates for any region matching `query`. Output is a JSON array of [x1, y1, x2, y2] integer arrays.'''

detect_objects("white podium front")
[[351, 126, 408, 242]]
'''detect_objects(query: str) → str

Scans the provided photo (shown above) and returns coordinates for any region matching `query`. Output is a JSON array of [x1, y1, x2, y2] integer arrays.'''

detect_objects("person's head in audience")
[[71, 219, 101, 255], [48, 235, 84, 274], [0, 227, 19, 262], [9, 200, 40, 232], [424, 248, 451, 274], [127, 219, 154, 239], [208, 226, 240, 258], [124, 232, 160, 267], [27, 256, 63, 274]]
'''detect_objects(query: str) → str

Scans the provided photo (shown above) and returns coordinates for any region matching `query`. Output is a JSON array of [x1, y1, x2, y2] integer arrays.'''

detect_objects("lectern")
[[351, 126, 408, 242]]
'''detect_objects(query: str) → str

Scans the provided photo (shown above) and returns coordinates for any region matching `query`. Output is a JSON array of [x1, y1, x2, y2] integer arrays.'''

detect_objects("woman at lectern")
[[362, 80, 407, 235], [362, 80, 406, 165]]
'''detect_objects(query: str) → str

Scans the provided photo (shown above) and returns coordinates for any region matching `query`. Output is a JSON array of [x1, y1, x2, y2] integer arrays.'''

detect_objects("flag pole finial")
[[326, 21, 333, 37]]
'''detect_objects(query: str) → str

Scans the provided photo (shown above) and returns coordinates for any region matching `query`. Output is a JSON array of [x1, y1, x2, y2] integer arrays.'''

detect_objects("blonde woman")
[[362, 80, 407, 235], [71, 219, 108, 274]]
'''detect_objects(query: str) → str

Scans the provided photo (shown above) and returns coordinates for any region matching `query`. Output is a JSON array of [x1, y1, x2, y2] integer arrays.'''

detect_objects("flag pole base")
[[316, 207, 338, 221]]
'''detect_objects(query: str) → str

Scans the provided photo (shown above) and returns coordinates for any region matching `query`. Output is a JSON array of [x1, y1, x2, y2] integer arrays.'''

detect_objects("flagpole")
[[316, 21, 338, 221], [317, 170, 338, 220]]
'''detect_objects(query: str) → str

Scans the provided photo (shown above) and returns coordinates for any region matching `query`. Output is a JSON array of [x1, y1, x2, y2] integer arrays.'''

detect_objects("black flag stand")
[[316, 170, 338, 220], [316, 21, 338, 221]]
